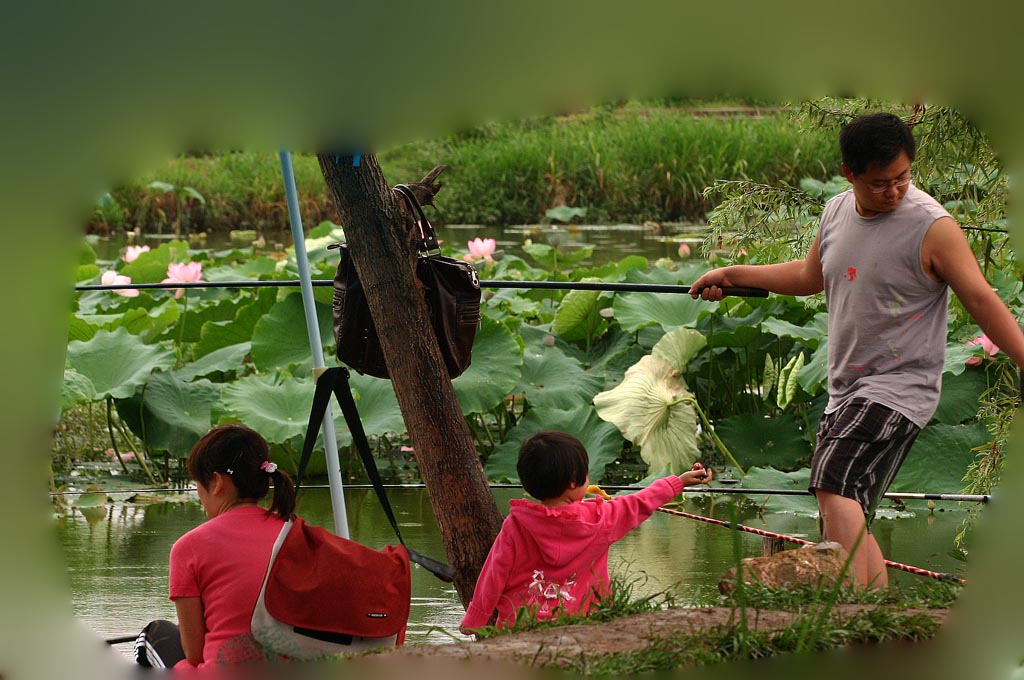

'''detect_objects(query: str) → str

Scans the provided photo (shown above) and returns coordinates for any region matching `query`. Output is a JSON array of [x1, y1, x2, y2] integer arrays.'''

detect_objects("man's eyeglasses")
[[864, 174, 912, 194]]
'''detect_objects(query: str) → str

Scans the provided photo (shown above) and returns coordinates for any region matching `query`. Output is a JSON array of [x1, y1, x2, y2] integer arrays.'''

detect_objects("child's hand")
[[680, 462, 712, 486]]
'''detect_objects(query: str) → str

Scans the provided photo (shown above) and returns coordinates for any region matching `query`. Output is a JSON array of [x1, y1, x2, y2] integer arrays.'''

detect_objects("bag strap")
[[298, 366, 456, 582], [393, 184, 440, 254]]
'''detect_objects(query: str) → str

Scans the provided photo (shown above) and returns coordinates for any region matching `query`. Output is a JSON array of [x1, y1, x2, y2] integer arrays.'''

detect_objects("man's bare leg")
[[816, 490, 888, 588]]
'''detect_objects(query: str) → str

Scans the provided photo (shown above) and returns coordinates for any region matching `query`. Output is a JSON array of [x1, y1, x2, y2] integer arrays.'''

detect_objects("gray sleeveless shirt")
[[817, 184, 951, 428]]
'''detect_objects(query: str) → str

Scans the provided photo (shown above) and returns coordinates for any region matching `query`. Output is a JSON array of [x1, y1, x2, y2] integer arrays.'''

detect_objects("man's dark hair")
[[517, 430, 589, 501], [839, 112, 916, 176]]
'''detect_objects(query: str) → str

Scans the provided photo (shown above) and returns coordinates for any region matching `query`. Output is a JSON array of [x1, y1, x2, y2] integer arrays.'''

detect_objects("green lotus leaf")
[[61, 369, 96, 409], [194, 287, 277, 358], [776, 352, 804, 410], [308, 220, 346, 240], [797, 340, 828, 396], [306, 263, 338, 307], [575, 255, 649, 281], [942, 341, 980, 376], [453, 316, 523, 414], [551, 288, 607, 343], [891, 422, 991, 497], [181, 186, 206, 203], [115, 298, 181, 343], [67, 314, 97, 343], [147, 180, 174, 193], [116, 371, 220, 455], [593, 354, 699, 475], [66, 328, 176, 399], [497, 292, 544, 318], [762, 355, 778, 400], [119, 240, 191, 283], [562, 325, 646, 390], [651, 327, 707, 372], [516, 327, 604, 410], [545, 205, 587, 223], [218, 375, 315, 445], [522, 242, 594, 270], [485, 405, 624, 484], [204, 257, 279, 282], [79, 240, 97, 265], [76, 263, 100, 283], [739, 466, 818, 516], [344, 373, 404, 438], [76, 505, 109, 525], [179, 294, 251, 344], [933, 369, 989, 425], [624, 261, 710, 287], [72, 485, 109, 508], [761, 312, 828, 348], [250, 293, 333, 372], [714, 413, 809, 471], [612, 291, 704, 332], [704, 324, 761, 349], [174, 343, 251, 382]]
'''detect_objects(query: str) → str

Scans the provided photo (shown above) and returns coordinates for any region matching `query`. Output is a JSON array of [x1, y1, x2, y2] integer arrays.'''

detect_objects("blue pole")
[[278, 151, 350, 538]]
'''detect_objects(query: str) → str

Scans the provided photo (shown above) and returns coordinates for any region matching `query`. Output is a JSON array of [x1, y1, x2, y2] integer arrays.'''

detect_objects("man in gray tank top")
[[690, 112, 1024, 588]]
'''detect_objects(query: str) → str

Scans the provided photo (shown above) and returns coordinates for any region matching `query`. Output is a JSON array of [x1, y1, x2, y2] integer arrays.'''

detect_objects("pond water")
[[59, 486, 969, 656], [87, 221, 709, 269]]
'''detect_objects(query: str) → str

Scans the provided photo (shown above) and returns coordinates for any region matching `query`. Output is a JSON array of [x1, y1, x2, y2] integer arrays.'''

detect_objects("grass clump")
[[88, 101, 839, 235], [565, 607, 941, 676], [722, 579, 960, 613]]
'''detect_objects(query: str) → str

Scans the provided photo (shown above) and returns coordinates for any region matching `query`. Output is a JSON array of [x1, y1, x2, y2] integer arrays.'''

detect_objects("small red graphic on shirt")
[[846, 267, 857, 282]]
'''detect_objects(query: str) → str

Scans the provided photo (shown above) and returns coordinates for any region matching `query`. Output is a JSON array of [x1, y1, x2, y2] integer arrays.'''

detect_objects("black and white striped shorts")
[[809, 398, 921, 520]]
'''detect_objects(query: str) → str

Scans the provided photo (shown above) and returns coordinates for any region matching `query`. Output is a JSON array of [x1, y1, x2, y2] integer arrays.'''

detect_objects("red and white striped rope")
[[656, 505, 965, 585]]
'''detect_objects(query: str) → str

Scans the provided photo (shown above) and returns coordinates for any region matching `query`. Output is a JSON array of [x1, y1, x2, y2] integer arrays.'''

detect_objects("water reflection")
[[59, 487, 968, 653], [88, 222, 707, 270]]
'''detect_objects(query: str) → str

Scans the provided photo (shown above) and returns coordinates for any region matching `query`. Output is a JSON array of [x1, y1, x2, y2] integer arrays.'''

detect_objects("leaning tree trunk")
[[317, 153, 503, 604]]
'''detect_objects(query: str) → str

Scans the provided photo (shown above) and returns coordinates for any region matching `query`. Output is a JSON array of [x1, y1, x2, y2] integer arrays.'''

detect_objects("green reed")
[[89, 103, 839, 234]]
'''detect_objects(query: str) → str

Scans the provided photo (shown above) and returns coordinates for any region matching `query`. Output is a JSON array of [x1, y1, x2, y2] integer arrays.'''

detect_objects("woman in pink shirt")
[[135, 424, 296, 669], [460, 430, 711, 634]]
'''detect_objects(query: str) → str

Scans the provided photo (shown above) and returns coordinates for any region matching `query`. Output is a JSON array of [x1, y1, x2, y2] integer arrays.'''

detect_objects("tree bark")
[[317, 153, 503, 605]]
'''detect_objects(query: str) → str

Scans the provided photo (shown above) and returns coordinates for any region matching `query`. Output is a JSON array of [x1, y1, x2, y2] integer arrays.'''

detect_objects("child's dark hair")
[[517, 430, 589, 501], [839, 112, 916, 176], [187, 424, 296, 518]]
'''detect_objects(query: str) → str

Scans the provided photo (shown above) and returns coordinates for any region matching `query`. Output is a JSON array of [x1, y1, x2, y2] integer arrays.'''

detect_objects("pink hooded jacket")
[[461, 476, 684, 629]]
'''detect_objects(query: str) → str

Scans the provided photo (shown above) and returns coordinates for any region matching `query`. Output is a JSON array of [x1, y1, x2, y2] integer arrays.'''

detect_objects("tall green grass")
[[384, 108, 838, 225], [90, 105, 839, 234]]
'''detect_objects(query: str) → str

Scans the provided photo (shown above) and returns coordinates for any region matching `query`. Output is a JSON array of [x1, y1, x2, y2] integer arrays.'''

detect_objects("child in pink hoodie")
[[460, 430, 712, 634]]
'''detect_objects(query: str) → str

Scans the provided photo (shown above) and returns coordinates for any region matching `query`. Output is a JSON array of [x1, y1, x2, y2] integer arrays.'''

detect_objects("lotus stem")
[[477, 413, 496, 450], [105, 398, 131, 476], [117, 418, 160, 487], [666, 396, 745, 476]]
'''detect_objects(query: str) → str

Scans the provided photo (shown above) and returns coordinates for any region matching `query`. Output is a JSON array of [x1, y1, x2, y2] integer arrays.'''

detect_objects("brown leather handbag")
[[332, 184, 481, 379]]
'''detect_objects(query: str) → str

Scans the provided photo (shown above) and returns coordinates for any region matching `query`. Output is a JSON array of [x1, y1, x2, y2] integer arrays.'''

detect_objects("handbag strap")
[[393, 183, 440, 254], [298, 366, 456, 582]]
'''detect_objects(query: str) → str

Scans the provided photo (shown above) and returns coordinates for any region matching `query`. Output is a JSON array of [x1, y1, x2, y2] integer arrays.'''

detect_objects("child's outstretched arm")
[[603, 465, 713, 542], [679, 462, 713, 487]]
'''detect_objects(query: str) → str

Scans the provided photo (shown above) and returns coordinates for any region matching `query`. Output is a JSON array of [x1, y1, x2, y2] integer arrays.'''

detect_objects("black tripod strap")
[[298, 366, 455, 582]]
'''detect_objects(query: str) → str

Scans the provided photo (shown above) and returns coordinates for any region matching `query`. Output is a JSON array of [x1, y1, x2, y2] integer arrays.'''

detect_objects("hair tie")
[[260, 460, 278, 474]]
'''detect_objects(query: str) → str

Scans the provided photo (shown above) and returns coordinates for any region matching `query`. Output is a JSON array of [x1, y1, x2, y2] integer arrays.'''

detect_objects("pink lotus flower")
[[101, 270, 140, 297], [162, 261, 203, 299], [122, 245, 150, 263], [677, 242, 691, 258], [105, 447, 136, 462], [965, 334, 1000, 366], [462, 237, 496, 263]]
